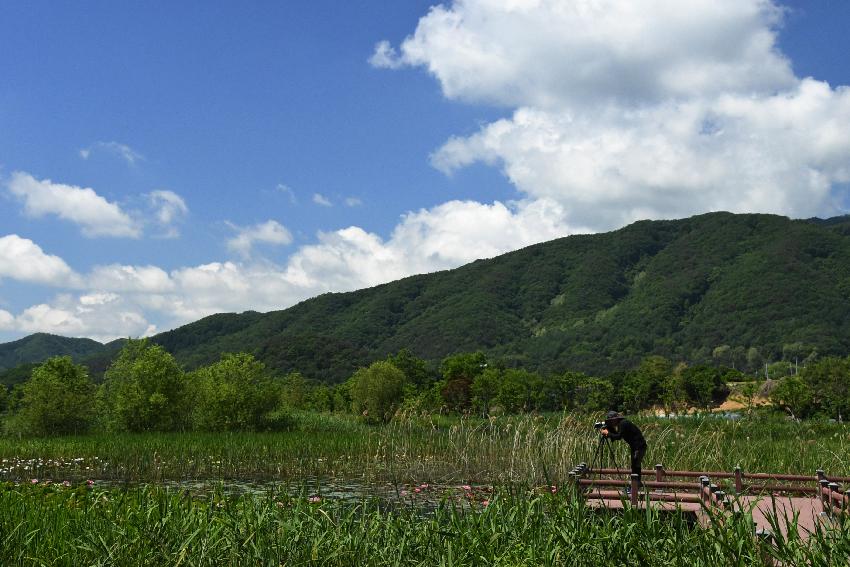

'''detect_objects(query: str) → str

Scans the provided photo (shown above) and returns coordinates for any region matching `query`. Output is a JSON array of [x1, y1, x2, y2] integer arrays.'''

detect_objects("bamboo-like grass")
[[0, 413, 848, 565], [0, 482, 847, 566], [0, 413, 847, 484]]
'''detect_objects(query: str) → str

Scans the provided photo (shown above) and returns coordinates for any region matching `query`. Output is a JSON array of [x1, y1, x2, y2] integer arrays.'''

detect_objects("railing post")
[[829, 483, 841, 516], [700, 476, 710, 507], [655, 463, 663, 483], [734, 466, 743, 493], [819, 480, 831, 516], [630, 474, 639, 506]]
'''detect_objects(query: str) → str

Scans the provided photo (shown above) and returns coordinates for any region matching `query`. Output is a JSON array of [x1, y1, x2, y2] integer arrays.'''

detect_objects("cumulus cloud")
[[312, 193, 333, 207], [12, 293, 155, 342], [6, 172, 140, 238], [0, 234, 80, 285], [375, 0, 850, 230], [79, 141, 145, 165], [1, 197, 574, 340], [87, 264, 174, 293], [283, 198, 573, 290], [0, 309, 13, 330], [147, 190, 188, 238], [226, 220, 294, 258]]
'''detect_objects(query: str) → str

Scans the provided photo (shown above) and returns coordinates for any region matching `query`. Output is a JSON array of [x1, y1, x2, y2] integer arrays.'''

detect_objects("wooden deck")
[[735, 494, 828, 540], [569, 464, 848, 541]]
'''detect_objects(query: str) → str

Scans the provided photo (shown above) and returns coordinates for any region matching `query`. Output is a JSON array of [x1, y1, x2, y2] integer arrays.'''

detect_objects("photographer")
[[600, 411, 646, 491]]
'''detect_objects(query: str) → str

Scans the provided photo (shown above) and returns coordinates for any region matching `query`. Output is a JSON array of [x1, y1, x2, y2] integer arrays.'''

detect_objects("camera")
[[593, 421, 606, 430]]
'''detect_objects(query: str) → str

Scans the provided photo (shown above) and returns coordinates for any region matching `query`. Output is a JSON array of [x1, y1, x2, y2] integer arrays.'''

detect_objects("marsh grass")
[[0, 413, 847, 484], [1, 414, 848, 566], [0, 482, 847, 566]]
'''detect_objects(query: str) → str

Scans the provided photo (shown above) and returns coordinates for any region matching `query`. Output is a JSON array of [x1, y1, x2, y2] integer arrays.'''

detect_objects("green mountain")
[[152, 212, 850, 380], [4, 212, 850, 382], [0, 333, 105, 372]]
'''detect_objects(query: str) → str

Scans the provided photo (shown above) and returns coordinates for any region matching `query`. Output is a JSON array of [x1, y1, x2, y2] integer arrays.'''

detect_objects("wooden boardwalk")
[[570, 464, 849, 540]]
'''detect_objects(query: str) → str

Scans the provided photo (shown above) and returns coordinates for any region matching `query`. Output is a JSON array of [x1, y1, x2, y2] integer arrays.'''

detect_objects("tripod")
[[589, 433, 622, 474], [582, 433, 626, 499]]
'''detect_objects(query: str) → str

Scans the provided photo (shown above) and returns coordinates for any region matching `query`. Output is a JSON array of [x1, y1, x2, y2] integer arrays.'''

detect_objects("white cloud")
[[277, 183, 297, 204], [345, 197, 363, 207], [0, 234, 80, 285], [6, 172, 141, 238], [226, 220, 294, 258], [147, 190, 188, 238], [283, 198, 573, 290], [79, 141, 144, 166], [0, 310, 13, 330], [0, 197, 574, 340], [87, 264, 174, 293], [369, 40, 404, 70], [374, 0, 793, 109], [312, 193, 333, 207], [12, 294, 155, 342], [375, 0, 850, 230]]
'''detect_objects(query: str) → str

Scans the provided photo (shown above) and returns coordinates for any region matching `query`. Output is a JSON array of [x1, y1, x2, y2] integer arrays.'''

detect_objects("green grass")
[[0, 482, 847, 566], [1, 413, 849, 565], [0, 413, 848, 484]]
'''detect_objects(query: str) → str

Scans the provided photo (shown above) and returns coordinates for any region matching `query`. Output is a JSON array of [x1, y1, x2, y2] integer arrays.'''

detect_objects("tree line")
[[0, 339, 848, 436]]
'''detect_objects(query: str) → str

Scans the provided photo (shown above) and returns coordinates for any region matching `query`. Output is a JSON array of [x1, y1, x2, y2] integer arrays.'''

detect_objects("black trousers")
[[630, 445, 646, 485]]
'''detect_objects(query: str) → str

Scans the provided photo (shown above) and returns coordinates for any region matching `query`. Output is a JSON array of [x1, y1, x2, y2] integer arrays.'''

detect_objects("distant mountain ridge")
[[3, 212, 850, 382], [0, 333, 104, 371]]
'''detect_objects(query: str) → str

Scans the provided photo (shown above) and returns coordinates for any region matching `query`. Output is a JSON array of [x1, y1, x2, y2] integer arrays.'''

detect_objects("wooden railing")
[[568, 462, 850, 516]]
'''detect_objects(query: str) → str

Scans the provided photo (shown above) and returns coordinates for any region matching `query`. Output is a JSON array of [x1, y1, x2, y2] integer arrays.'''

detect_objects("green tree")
[[800, 356, 850, 421], [769, 376, 813, 420], [11, 356, 94, 436], [618, 356, 671, 412], [386, 349, 432, 390], [439, 352, 487, 412], [101, 339, 187, 432], [496, 369, 543, 413], [190, 353, 280, 432], [660, 363, 687, 413], [349, 361, 406, 423], [712, 345, 732, 367], [746, 347, 763, 374], [681, 365, 724, 411], [573, 376, 614, 411], [471, 367, 501, 416], [279, 371, 309, 409]]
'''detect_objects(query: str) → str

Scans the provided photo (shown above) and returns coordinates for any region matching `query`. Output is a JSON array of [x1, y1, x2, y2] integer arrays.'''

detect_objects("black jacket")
[[607, 419, 646, 450]]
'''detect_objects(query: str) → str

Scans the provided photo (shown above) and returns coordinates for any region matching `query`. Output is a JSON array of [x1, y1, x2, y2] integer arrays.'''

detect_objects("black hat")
[[605, 411, 623, 421]]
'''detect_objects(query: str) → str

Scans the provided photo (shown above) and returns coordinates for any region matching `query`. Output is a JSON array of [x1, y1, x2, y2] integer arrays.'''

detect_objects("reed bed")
[[0, 482, 847, 566], [0, 413, 847, 485]]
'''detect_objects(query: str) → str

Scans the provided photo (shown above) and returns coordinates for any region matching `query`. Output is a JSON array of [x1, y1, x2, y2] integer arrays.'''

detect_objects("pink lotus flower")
[[414, 487, 421, 493], [461, 485, 472, 491], [86, 479, 94, 486], [62, 481, 71, 487], [30, 478, 38, 484], [308, 496, 321, 503], [550, 485, 558, 494], [482, 500, 490, 507], [420, 483, 429, 489]]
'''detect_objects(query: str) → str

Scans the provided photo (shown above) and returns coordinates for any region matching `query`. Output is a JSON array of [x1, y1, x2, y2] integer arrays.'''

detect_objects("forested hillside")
[[152, 212, 850, 381], [0, 334, 104, 372], [3, 212, 850, 383]]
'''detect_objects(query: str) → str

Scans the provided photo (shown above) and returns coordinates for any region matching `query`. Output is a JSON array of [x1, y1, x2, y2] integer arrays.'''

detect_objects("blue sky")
[[1, 0, 849, 343]]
